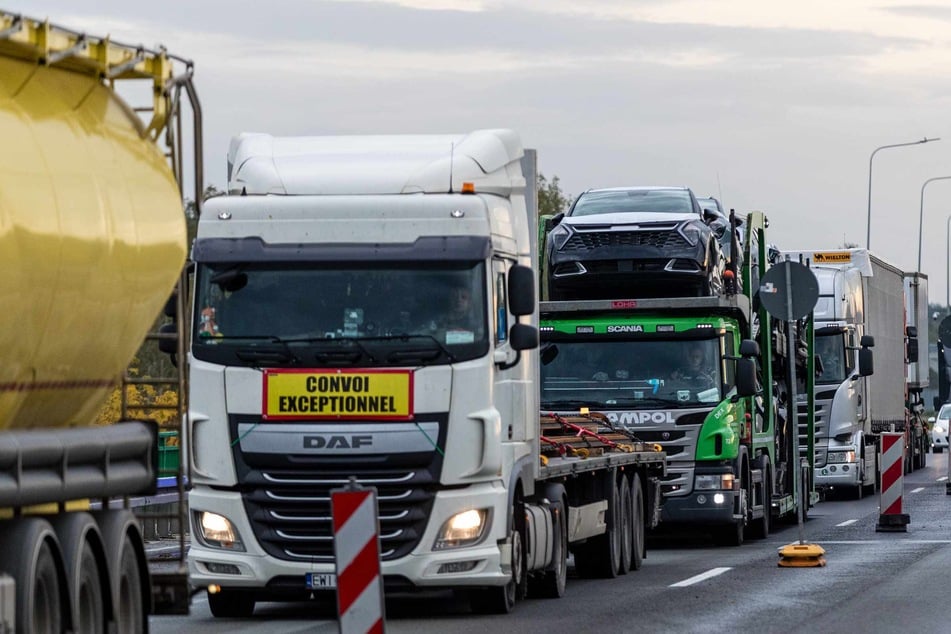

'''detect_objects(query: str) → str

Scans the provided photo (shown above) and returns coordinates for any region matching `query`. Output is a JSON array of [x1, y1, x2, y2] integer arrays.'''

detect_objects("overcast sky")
[[11, 0, 951, 302]]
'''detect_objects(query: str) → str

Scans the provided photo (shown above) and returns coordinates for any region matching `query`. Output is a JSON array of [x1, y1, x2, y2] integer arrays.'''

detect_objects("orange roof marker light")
[[461, 182, 476, 194]]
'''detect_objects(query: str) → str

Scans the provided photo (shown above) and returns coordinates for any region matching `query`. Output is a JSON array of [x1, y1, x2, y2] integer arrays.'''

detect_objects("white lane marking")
[[819, 540, 951, 544], [669, 567, 732, 588], [911, 487, 925, 493], [938, 477, 948, 482], [836, 519, 858, 527]]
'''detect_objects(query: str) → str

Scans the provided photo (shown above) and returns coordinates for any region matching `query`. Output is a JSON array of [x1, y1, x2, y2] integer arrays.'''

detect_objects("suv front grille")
[[563, 229, 689, 251]]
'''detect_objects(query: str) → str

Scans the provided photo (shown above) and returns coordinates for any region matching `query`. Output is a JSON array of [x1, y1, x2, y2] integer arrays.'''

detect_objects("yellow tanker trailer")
[[0, 11, 200, 632]]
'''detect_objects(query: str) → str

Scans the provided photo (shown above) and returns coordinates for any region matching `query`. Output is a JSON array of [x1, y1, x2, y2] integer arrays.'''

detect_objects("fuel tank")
[[0, 56, 186, 430]]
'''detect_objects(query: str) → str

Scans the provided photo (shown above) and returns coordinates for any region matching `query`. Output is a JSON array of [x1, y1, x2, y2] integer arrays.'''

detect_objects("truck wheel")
[[715, 483, 745, 547], [574, 473, 620, 578], [0, 518, 65, 634], [95, 510, 147, 634], [534, 489, 567, 599], [208, 588, 256, 618], [618, 475, 633, 575], [630, 473, 645, 571], [471, 500, 527, 613], [51, 513, 105, 634], [749, 473, 771, 539]]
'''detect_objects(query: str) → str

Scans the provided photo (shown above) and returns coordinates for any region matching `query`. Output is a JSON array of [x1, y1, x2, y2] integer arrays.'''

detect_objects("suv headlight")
[[934, 424, 945, 435], [678, 220, 704, 247], [548, 224, 573, 250]]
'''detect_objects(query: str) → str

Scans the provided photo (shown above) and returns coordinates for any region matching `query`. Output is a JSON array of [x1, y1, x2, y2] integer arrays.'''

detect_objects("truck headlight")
[[194, 511, 246, 551], [827, 451, 856, 464], [695, 474, 734, 490], [433, 509, 489, 551]]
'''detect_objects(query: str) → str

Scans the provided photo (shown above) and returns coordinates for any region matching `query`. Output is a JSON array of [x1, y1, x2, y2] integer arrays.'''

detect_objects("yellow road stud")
[[778, 543, 826, 567]]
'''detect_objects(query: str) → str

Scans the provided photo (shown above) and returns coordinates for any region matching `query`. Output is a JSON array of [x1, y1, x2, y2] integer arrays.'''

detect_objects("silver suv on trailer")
[[545, 186, 725, 300]]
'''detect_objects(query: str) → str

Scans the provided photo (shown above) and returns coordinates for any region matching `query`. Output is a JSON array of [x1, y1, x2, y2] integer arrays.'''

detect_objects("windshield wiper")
[[233, 336, 301, 366]]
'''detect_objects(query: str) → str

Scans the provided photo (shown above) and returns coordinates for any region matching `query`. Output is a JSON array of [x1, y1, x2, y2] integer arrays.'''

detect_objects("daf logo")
[[303, 435, 373, 449], [662, 432, 671, 440]]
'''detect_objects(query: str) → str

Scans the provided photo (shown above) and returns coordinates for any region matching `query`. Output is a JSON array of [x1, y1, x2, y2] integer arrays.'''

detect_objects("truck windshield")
[[815, 333, 848, 384], [192, 262, 488, 367], [540, 338, 724, 409]]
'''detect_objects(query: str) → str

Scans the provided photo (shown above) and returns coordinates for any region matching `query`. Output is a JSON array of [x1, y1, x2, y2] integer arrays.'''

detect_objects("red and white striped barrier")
[[332, 486, 385, 633], [876, 432, 910, 532]]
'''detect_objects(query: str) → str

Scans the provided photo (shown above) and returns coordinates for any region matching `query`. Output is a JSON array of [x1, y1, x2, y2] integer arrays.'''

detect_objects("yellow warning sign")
[[263, 369, 413, 420], [812, 251, 852, 264]]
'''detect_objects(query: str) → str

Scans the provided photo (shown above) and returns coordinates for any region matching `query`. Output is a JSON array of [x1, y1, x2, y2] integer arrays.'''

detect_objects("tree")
[[538, 173, 571, 217]]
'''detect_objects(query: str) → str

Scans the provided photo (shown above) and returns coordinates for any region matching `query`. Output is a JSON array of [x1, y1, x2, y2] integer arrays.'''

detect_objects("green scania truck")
[[539, 212, 814, 545]]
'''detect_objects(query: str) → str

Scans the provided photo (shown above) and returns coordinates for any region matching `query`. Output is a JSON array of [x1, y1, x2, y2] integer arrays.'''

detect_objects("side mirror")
[[508, 265, 535, 316], [906, 325, 918, 338], [860, 335, 875, 348], [859, 347, 873, 376], [702, 208, 719, 224], [509, 323, 539, 351], [735, 358, 757, 397], [907, 337, 919, 363], [544, 212, 564, 232]]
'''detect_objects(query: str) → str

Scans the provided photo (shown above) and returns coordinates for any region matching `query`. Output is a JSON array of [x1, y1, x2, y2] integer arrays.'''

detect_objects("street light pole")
[[946, 215, 950, 308], [867, 137, 940, 250], [918, 176, 951, 272]]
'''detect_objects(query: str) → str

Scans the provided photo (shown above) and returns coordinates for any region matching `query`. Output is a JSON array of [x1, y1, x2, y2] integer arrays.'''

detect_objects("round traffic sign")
[[758, 261, 819, 321]]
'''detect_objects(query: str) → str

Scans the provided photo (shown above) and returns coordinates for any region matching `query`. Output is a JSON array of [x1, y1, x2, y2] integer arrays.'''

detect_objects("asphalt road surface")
[[152, 451, 951, 633]]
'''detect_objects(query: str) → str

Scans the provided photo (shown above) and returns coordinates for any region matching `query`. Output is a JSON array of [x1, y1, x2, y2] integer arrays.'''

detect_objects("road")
[[152, 451, 951, 633]]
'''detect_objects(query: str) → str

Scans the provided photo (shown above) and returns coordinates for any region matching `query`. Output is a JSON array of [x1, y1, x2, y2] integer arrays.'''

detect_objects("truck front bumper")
[[660, 489, 738, 526], [188, 483, 513, 593], [815, 463, 861, 489]]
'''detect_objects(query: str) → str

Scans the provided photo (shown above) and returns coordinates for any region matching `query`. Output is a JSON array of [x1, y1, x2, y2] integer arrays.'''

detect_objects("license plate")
[[305, 572, 336, 590]]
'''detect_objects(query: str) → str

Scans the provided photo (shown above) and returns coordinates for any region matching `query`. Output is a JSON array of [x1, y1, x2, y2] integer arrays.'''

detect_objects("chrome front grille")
[[242, 468, 436, 562]]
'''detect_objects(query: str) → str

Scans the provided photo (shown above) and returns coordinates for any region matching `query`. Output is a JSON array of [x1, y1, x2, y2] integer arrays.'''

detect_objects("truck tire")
[[471, 497, 527, 613], [50, 513, 106, 634], [533, 485, 567, 599], [95, 510, 148, 634], [715, 477, 746, 547], [749, 470, 771, 540], [630, 473, 645, 571], [208, 588, 256, 618], [0, 518, 65, 634], [573, 473, 620, 578], [618, 475, 633, 575]]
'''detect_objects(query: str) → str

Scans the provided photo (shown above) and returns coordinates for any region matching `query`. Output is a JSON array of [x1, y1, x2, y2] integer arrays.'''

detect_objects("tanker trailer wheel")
[[471, 495, 527, 614], [0, 517, 66, 634], [95, 510, 148, 634], [51, 513, 106, 634]]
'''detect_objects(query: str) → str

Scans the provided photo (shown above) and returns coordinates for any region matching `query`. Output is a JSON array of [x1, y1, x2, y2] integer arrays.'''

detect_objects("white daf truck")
[[784, 249, 925, 498], [185, 130, 666, 616]]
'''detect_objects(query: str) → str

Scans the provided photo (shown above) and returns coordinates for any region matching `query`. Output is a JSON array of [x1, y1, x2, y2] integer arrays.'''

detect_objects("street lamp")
[[918, 176, 951, 272], [867, 137, 940, 249]]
